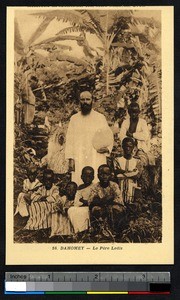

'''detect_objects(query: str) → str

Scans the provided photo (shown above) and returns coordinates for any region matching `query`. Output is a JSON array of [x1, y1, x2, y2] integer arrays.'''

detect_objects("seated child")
[[50, 181, 78, 237], [88, 164, 125, 233], [114, 137, 143, 204], [14, 166, 41, 217], [24, 169, 59, 230], [74, 166, 94, 206], [68, 166, 94, 234]]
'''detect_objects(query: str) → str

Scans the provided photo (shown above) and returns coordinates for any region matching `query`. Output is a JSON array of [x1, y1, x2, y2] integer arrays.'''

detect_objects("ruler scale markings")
[[5, 272, 171, 293]]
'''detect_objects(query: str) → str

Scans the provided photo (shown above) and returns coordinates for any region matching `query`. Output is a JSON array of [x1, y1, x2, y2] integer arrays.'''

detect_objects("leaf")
[[14, 19, 24, 55], [56, 26, 84, 35], [26, 17, 54, 46], [35, 35, 83, 46]]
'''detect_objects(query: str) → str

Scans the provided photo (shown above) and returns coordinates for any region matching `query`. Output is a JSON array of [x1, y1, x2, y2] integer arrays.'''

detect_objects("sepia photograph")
[[6, 6, 173, 264]]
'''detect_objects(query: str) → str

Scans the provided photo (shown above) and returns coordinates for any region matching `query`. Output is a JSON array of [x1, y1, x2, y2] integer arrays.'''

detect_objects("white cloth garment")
[[65, 109, 113, 185], [67, 184, 93, 233], [14, 178, 41, 217], [68, 207, 90, 234], [115, 156, 140, 203], [119, 117, 149, 153]]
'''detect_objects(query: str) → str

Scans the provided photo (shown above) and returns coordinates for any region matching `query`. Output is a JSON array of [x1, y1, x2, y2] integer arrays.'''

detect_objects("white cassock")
[[65, 109, 114, 185]]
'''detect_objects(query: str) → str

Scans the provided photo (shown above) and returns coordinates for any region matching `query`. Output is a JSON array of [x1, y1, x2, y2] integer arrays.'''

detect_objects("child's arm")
[[22, 179, 29, 193], [46, 186, 60, 203], [79, 198, 88, 206], [124, 159, 143, 179], [52, 197, 64, 213], [31, 187, 43, 202], [112, 182, 124, 206], [124, 168, 139, 178], [88, 186, 100, 207], [114, 158, 126, 177], [74, 190, 83, 207]]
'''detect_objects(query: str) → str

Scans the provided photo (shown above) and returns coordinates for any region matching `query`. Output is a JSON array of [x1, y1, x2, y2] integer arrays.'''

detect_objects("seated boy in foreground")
[[51, 181, 78, 237], [88, 164, 125, 234], [68, 166, 94, 235], [74, 166, 94, 206], [24, 169, 59, 230]]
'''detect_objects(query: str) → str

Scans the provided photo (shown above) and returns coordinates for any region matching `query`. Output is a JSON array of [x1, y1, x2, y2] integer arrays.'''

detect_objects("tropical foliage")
[[14, 9, 162, 243]]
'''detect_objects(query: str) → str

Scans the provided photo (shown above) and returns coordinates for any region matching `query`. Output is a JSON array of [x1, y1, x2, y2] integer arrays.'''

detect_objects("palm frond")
[[14, 19, 24, 55], [56, 26, 85, 35], [80, 10, 104, 38], [34, 35, 84, 46], [26, 17, 53, 46]]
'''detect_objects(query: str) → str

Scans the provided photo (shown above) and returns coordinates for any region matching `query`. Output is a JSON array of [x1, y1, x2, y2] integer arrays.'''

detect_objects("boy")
[[51, 181, 78, 237], [114, 137, 143, 204], [14, 166, 41, 217], [24, 169, 59, 230], [74, 166, 94, 206], [68, 166, 94, 234], [88, 164, 125, 233]]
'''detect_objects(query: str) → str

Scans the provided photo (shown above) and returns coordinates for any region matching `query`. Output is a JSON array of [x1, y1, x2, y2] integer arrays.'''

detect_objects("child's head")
[[128, 102, 140, 121], [81, 166, 94, 185], [27, 166, 37, 183], [122, 137, 135, 156], [98, 164, 111, 187], [66, 182, 78, 200], [43, 169, 54, 190]]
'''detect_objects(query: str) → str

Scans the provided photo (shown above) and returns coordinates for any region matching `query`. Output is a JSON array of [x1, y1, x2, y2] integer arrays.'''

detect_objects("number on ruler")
[[94, 274, 99, 281]]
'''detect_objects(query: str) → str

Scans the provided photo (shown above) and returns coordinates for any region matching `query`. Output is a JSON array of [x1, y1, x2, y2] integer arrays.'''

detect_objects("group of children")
[[15, 137, 143, 238]]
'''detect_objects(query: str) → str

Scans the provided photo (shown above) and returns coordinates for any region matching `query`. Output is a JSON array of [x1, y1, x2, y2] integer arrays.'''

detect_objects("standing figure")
[[22, 76, 38, 125], [119, 102, 149, 155], [114, 137, 143, 204], [42, 126, 68, 174], [65, 91, 114, 184]]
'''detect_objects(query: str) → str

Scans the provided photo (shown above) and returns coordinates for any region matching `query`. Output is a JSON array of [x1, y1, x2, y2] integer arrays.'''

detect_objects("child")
[[68, 166, 94, 234], [74, 166, 94, 207], [50, 182, 78, 237], [114, 137, 143, 204], [88, 164, 125, 233], [24, 169, 59, 230], [14, 166, 41, 217]]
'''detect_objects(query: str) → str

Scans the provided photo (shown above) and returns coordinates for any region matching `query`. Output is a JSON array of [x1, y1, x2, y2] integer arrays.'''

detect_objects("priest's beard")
[[81, 102, 92, 115]]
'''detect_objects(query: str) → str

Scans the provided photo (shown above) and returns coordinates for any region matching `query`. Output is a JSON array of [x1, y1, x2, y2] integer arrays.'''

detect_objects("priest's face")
[[80, 91, 93, 115]]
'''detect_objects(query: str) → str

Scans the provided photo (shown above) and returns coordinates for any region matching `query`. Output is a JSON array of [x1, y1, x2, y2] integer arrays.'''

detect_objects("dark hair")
[[82, 166, 94, 175], [98, 164, 110, 174], [66, 181, 78, 190], [122, 137, 135, 148], [30, 75, 38, 82], [128, 102, 140, 113], [43, 169, 54, 178]]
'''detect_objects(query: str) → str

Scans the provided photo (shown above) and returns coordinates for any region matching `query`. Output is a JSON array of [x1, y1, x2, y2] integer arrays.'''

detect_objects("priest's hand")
[[97, 147, 109, 154], [68, 158, 75, 172]]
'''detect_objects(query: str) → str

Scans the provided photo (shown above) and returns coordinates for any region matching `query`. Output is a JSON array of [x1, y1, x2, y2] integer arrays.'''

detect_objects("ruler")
[[5, 272, 171, 295]]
